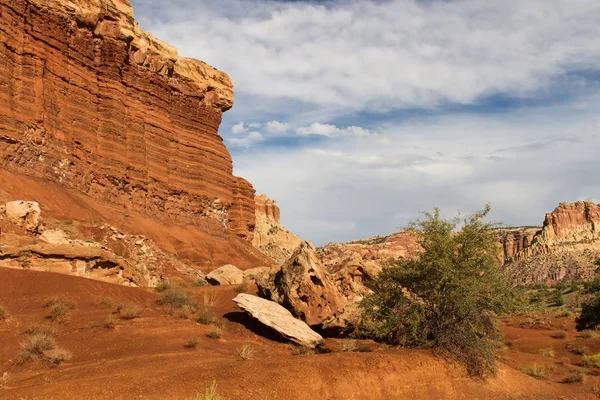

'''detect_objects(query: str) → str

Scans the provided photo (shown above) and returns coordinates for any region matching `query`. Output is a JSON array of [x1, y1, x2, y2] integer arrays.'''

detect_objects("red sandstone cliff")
[[0, 0, 255, 241]]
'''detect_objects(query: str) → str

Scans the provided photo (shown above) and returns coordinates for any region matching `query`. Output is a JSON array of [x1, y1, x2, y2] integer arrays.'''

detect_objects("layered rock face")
[[504, 202, 600, 284], [252, 194, 302, 264], [0, 0, 255, 240], [318, 231, 420, 267]]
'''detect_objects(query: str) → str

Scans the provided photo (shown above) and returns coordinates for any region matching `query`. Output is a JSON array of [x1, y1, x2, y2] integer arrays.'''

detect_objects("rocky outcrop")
[[319, 231, 420, 268], [497, 227, 541, 262], [233, 293, 324, 348], [504, 202, 600, 284], [0, 201, 41, 233], [256, 241, 345, 327], [206, 264, 244, 286], [0, 0, 255, 241], [252, 194, 302, 264]]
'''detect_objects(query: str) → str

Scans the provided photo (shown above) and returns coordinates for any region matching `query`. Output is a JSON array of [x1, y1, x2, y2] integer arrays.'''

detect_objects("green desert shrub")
[[158, 288, 196, 310], [358, 205, 519, 378], [206, 326, 222, 339], [567, 344, 589, 356], [155, 280, 173, 293], [521, 364, 551, 380], [582, 354, 600, 368], [576, 293, 600, 331], [549, 290, 564, 307]]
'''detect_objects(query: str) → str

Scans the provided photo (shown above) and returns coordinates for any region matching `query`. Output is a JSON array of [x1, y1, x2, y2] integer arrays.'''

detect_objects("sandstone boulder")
[[243, 267, 272, 281], [0, 201, 41, 233], [233, 293, 324, 348], [256, 241, 345, 327], [206, 264, 244, 285], [39, 229, 70, 245]]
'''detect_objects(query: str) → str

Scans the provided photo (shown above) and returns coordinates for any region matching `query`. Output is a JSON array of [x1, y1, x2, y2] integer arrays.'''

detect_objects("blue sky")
[[131, 0, 600, 245]]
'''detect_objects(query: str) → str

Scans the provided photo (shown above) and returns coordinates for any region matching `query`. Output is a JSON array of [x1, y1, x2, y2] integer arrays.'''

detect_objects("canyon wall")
[[0, 0, 255, 240], [252, 194, 301, 264], [504, 201, 600, 284]]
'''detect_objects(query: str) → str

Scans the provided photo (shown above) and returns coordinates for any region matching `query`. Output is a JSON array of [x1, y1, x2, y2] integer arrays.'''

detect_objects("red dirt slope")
[[0, 268, 594, 400]]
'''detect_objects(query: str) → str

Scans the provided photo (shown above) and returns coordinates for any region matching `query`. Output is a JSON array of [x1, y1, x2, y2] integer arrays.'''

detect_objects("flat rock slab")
[[233, 293, 324, 348]]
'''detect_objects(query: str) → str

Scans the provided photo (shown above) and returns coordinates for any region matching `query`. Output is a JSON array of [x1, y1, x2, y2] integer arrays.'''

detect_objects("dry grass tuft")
[[567, 344, 589, 355], [193, 380, 221, 400], [24, 324, 57, 338], [104, 315, 117, 329], [556, 356, 571, 365], [580, 330, 596, 339], [184, 337, 200, 349], [117, 303, 143, 320], [236, 345, 256, 361], [561, 370, 585, 384], [582, 354, 600, 368], [196, 291, 220, 325], [550, 331, 567, 339], [340, 340, 372, 353], [16, 333, 56, 364], [45, 348, 73, 366], [521, 364, 551, 380], [206, 326, 222, 339], [0, 305, 7, 321], [538, 348, 555, 358], [44, 296, 75, 322]]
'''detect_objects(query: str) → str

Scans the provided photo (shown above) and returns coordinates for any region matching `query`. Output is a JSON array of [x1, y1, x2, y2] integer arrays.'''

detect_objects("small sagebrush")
[[556, 356, 571, 365], [582, 354, 600, 368], [538, 348, 555, 358], [44, 296, 75, 322], [236, 345, 255, 361], [567, 344, 589, 355], [550, 331, 567, 339], [155, 280, 172, 293], [45, 348, 73, 366], [24, 324, 57, 338], [117, 303, 143, 320], [184, 337, 200, 349], [158, 288, 196, 310], [194, 380, 221, 400], [0, 305, 7, 321], [16, 333, 56, 364], [580, 330, 596, 339], [521, 364, 550, 380], [104, 315, 117, 329], [561, 370, 585, 384], [206, 326, 222, 339]]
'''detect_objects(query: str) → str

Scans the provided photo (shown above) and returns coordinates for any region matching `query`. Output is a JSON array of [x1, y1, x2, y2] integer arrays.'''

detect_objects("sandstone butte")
[[319, 201, 600, 286], [0, 0, 277, 268]]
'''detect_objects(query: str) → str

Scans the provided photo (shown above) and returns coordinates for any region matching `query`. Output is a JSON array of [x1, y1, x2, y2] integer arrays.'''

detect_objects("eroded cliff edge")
[[0, 0, 255, 240]]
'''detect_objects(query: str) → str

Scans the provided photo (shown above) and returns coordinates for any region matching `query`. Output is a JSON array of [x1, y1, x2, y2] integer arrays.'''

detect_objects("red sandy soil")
[[0, 169, 273, 270], [0, 268, 596, 400]]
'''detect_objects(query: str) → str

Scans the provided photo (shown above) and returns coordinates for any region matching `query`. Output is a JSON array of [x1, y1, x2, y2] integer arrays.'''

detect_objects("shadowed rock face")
[[0, 0, 255, 240]]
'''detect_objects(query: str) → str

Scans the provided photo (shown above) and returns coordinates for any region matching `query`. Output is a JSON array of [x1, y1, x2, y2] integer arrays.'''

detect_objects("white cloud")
[[134, 0, 600, 115], [232, 97, 600, 244], [231, 122, 247, 134], [227, 131, 264, 147], [265, 120, 290, 134], [296, 123, 372, 138]]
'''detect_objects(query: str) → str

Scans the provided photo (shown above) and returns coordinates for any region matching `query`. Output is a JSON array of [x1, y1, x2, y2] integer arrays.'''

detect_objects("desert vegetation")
[[193, 380, 221, 400], [116, 303, 144, 320], [44, 296, 75, 322], [16, 327, 72, 366], [0, 304, 7, 321], [235, 345, 256, 361], [359, 205, 519, 378]]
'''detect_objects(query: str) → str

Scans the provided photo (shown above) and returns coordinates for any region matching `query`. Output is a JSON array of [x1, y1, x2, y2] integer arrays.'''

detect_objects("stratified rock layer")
[[252, 194, 302, 264], [504, 201, 600, 284], [0, 0, 255, 240]]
